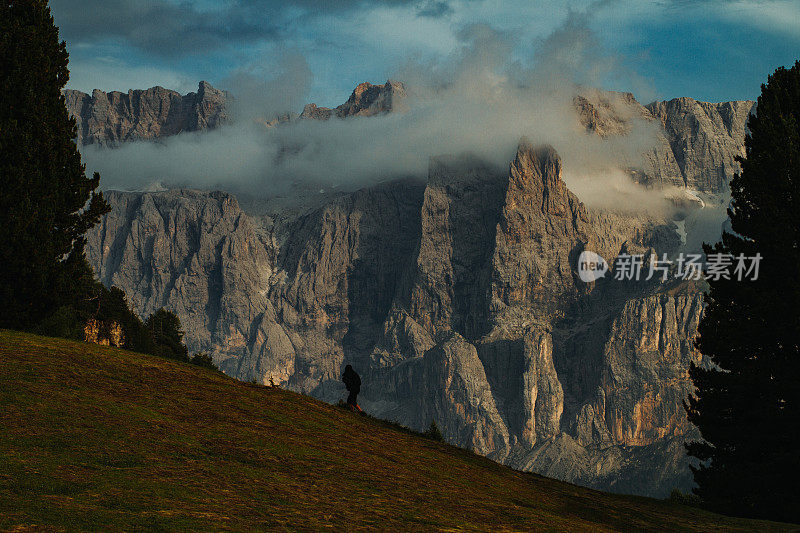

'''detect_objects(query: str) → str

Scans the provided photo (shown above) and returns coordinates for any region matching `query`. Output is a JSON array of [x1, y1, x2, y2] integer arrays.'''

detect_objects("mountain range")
[[68, 80, 755, 496]]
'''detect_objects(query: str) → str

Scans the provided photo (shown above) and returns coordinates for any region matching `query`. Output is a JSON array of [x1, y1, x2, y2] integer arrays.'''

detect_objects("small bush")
[[34, 306, 83, 340], [29, 282, 192, 364], [423, 420, 444, 442], [190, 352, 218, 371], [668, 489, 702, 507]]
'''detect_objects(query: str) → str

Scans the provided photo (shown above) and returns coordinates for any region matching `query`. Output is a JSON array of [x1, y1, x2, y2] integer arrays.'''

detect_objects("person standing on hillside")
[[342, 364, 363, 414]]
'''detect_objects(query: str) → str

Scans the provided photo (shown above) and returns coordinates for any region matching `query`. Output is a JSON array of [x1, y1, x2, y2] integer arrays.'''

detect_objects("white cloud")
[[341, 5, 460, 56], [82, 20, 667, 222], [716, 0, 800, 38]]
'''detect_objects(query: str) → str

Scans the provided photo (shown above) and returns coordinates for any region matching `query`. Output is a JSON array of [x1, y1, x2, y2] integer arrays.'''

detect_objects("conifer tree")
[[0, 0, 109, 329], [146, 309, 189, 362], [686, 61, 800, 523]]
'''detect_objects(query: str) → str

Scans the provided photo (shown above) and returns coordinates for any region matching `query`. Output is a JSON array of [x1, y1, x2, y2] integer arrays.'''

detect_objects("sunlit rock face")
[[645, 98, 753, 193], [300, 80, 406, 120], [84, 82, 754, 497], [574, 90, 754, 193]]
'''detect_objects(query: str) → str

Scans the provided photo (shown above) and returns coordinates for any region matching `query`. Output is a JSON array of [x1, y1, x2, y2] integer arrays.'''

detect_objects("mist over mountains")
[[67, 26, 679, 212], [62, 12, 754, 498], [67, 56, 755, 496]]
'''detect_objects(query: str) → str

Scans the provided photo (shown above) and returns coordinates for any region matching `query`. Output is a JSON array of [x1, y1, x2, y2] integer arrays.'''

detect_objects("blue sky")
[[50, 0, 799, 106]]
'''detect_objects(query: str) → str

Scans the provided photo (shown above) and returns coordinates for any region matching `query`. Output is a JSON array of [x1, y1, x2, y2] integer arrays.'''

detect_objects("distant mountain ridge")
[[64, 81, 229, 146], [573, 90, 753, 193], [65, 79, 753, 195], [63, 79, 405, 146], [299, 80, 406, 119]]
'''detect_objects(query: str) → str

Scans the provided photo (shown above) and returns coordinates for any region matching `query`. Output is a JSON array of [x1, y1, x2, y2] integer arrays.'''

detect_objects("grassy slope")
[[0, 330, 788, 532]]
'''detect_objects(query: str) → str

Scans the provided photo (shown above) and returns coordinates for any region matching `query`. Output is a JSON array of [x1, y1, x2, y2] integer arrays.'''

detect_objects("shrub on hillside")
[[96, 286, 155, 353], [423, 420, 444, 442], [34, 284, 155, 352], [34, 283, 192, 365], [190, 352, 218, 371], [34, 306, 83, 340], [668, 489, 702, 508]]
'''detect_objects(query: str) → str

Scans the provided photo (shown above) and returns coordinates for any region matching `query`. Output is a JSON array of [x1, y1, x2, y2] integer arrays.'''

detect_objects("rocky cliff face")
[[87, 141, 704, 496], [65, 78, 749, 198], [645, 98, 753, 193], [356, 145, 698, 495], [64, 79, 402, 144], [86, 189, 272, 363], [574, 90, 754, 193], [65, 81, 229, 145], [83, 82, 754, 497]]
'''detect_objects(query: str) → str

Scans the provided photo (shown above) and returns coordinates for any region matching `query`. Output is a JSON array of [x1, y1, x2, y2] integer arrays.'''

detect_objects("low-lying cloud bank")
[[79, 14, 680, 218]]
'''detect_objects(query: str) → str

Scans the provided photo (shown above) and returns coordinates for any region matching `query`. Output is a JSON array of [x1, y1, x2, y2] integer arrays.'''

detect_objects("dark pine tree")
[[685, 61, 800, 523], [0, 0, 109, 330], [146, 309, 189, 362]]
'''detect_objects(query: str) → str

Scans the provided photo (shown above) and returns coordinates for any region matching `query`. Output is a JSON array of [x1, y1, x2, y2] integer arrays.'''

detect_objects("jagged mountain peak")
[[65, 81, 229, 146], [197, 80, 215, 92], [506, 141, 587, 222], [573, 89, 755, 192], [510, 142, 561, 188], [64, 79, 754, 195], [343, 79, 405, 111], [300, 79, 406, 120]]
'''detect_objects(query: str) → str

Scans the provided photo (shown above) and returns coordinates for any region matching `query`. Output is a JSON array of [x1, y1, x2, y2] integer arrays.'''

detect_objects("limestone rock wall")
[[85, 143, 705, 497], [646, 98, 753, 192], [85, 189, 272, 366], [574, 90, 754, 193], [65, 81, 229, 146], [300, 80, 406, 120]]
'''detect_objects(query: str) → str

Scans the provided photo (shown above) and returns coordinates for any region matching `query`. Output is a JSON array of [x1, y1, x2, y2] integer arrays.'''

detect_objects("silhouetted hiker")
[[342, 364, 363, 414]]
